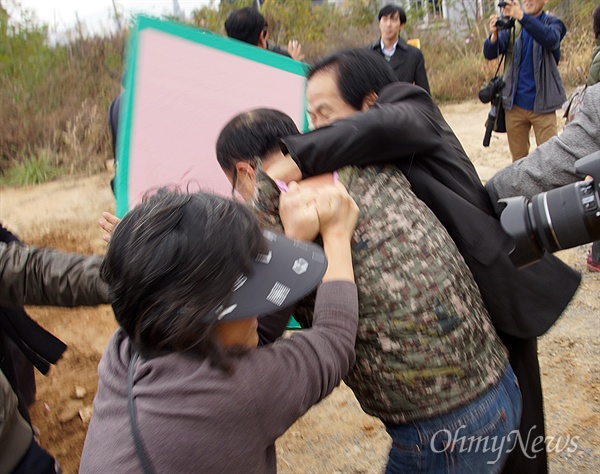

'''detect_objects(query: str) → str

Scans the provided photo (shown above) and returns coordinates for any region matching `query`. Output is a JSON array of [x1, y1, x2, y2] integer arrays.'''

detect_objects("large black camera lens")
[[479, 77, 504, 104], [531, 181, 598, 249], [479, 84, 496, 104], [499, 152, 600, 268]]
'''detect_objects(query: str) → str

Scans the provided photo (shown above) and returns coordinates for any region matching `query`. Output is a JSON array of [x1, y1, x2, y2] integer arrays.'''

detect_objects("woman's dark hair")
[[216, 108, 300, 174], [594, 5, 600, 39], [101, 189, 267, 371], [307, 48, 397, 110]]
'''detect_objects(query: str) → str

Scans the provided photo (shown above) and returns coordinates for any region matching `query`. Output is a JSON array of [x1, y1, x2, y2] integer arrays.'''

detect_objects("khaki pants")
[[505, 105, 558, 161]]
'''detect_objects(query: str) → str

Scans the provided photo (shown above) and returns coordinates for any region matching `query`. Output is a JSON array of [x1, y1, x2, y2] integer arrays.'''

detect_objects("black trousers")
[[591, 241, 600, 263], [499, 333, 548, 474]]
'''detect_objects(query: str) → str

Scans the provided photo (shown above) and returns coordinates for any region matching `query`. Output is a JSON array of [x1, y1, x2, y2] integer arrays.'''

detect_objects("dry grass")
[[0, 1, 595, 184]]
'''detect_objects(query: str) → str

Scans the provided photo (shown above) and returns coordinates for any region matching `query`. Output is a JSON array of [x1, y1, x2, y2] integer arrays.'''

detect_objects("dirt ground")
[[1, 100, 598, 474]]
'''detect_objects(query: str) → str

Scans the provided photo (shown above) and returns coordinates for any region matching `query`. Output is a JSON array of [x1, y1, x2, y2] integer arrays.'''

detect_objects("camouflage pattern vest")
[[251, 165, 507, 424]]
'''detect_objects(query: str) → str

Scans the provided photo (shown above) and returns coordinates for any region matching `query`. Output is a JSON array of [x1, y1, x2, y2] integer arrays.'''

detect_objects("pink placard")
[[116, 17, 307, 215]]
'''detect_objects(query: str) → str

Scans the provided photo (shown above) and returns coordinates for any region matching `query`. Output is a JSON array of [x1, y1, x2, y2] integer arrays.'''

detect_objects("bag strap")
[[494, 53, 505, 78], [128, 350, 156, 474], [505, 23, 520, 71]]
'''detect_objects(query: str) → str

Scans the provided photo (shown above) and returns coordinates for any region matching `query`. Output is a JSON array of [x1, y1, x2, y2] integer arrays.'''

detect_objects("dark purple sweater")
[[80, 281, 358, 473]]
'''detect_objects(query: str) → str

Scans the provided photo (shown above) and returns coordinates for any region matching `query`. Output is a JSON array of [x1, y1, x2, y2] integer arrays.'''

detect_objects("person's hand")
[[488, 14, 498, 40], [502, 0, 523, 21], [279, 182, 320, 241], [314, 181, 359, 243], [287, 39, 304, 62], [98, 212, 121, 243], [265, 153, 302, 183]]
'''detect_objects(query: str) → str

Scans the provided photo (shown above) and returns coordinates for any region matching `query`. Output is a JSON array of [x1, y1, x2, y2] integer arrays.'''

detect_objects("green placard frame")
[[115, 15, 309, 217]]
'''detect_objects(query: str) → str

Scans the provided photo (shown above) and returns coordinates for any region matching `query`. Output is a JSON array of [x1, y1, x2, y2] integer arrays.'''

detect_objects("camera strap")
[[493, 53, 505, 79], [128, 349, 157, 474]]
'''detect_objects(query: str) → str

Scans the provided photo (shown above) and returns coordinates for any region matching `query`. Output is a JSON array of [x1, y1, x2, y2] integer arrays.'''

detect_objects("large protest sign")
[[115, 16, 308, 216]]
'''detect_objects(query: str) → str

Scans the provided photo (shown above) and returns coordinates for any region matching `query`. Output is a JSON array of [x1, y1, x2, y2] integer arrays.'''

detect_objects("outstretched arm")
[[519, 12, 566, 51], [281, 84, 443, 178], [0, 242, 109, 307], [486, 83, 600, 213]]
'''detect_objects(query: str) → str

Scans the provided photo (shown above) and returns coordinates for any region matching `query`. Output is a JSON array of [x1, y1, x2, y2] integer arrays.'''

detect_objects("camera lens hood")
[[499, 196, 545, 268]]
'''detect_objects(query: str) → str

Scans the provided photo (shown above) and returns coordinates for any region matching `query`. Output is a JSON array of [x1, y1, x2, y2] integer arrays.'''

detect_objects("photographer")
[[486, 82, 600, 272], [483, 0, 567, 161]]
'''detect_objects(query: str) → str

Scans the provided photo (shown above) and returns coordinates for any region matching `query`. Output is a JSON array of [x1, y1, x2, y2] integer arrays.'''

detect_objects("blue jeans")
[[384, 365, 522, 474], [12, 439, 58, 474]]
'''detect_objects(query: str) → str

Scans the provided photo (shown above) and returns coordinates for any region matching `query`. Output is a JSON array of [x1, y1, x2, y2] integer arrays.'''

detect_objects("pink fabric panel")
[[127, 29, 305, 207]]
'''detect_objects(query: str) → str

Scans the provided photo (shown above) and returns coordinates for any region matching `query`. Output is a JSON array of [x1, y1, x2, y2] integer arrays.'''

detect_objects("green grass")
[[2, 155, 59, 186]]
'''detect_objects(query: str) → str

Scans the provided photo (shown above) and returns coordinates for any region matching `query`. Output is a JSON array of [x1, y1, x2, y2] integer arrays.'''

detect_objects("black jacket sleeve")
[[0, 242, 109, 307], [281, 83, 443, 177]]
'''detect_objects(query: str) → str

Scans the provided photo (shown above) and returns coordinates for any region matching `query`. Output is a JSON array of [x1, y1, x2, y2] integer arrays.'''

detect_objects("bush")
[[1, 150, 59, 185], [0, 2, 123, 175], [0, 0, 596, 183]]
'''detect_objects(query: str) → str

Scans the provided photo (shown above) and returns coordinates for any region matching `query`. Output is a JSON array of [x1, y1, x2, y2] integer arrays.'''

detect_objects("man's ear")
[[258, 29, 268, 48], [362, 92, 378, 111], [235, 161, 257, 180]]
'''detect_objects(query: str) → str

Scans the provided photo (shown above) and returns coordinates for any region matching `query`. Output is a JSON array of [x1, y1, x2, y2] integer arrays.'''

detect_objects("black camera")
[[496, 2, 515, 30], [479, 76, 505, 104], [479, 77, 505, 146], [495, 16, 515, 30], [499, 151, 600, 268]]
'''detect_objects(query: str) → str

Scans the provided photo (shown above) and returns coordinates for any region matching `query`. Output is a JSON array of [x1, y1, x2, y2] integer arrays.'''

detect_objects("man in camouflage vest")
[[216, 108, 522, 473]]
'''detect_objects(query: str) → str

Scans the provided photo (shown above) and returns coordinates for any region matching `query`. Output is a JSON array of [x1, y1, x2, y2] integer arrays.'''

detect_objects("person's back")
[[80, 309, 357, 473], [224, 7, 304, 61], [340, 166, 508, 420], [80, 188, 359, 473]]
